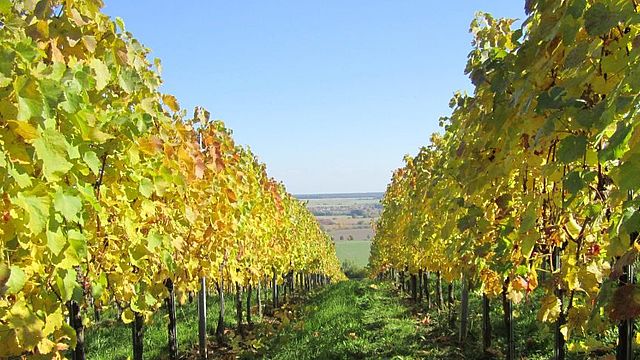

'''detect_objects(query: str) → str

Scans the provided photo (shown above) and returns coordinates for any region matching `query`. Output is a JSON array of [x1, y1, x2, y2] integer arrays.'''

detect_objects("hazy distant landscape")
[[296, 192, 382, 268]]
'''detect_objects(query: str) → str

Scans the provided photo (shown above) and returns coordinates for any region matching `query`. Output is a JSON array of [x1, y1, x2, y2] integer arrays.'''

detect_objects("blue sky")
[[102, 1, 525, 194]]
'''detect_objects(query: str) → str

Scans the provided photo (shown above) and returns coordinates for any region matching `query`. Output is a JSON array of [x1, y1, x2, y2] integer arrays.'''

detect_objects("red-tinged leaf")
[[226, 188, 237, 203], [138, 136, 163, 155], [610, 248, 638, 280], [609, 285, 640, 321], [194, 157, 205, 179]]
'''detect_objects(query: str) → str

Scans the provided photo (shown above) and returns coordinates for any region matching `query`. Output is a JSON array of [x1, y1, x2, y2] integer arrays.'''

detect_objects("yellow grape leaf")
[[162, 94, 180, 112], [7, 120, 39, 142], [538, 294, 561, 322], [43, 308, 64, 337], [32, 127, 73, 181], [89, 58, 110, 91], [15, 193, 50, 235], [37, 338, 57, 354], [121, 308, 135, 324], [7, 300, 44, 350]]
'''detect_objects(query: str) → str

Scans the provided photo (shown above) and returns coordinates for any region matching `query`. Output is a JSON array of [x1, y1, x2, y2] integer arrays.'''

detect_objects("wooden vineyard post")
[[198, 277, 207, 359], [459, 276, 469, 344], [132, 312, 144, 360], [68, 300, 86, 360], [91, 296, 100, 323], [272, 272, 279, 308], [436, 271, 443, 309], [411, 273, 418, 302], [165, 279, 178, 360], [283, 274, 288, 303], [216, 279, 225, 343], [257, 281, 263, 318], [552, 247, 565, 360], [447, 283, 455, 328], [482, 294, 492, 353], [235, 283, 244, 337], [304, 273, 309, 292], [617, 191, 638, 360], [502, 282, 514, 360], [417, 269, 423, 302], [424, 271, 431, 309], [290, 271, 295, 294], [246, 284, 253, 326]]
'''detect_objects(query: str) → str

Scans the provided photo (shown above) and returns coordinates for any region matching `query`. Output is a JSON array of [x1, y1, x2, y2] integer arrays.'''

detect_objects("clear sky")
[[102, 1, 525, 194]]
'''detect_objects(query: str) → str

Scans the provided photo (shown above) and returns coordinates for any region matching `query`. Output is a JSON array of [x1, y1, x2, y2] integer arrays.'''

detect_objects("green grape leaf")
[[53, 189, 82, 223], [613, 157, 640, 192], [83, 150, 101, 176], [519, 204, 537, 234], [68, 229, 87, 259], [147, 230, 163, 250], [14, 192, 50, 234], [92, 273, 107, 299], [118, 69, 139, 93], [0, 263, 8, 296], [621, 207, 640, 236], [139, 177, 154, 198], [599, 122, 633, 163], [564, 42, 589, 69], [567, 0, 586, 18], [536, 87, 566, 113], [564, 171, 584, 195], [47, 229, 66, 256], [0, 0, 11, 15], [557, 135, 587, 164], [6, 265, 26, 295], [56, 268, 80, 302], [521, 233, 537, 259], [8, 166, 33, 189], [33, 128, 73, 181], [585, 3, 621, 36], [17, 96, 43, 121], [14, 39, 40, 62]]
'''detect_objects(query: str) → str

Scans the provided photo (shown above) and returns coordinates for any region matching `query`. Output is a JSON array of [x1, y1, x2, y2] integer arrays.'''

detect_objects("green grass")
[[243, 280, 429, 360], [85, 279, 629, 359], [239, 280, 627, 360], [85, 290, 262, 360], [334, 240, 371, 267]]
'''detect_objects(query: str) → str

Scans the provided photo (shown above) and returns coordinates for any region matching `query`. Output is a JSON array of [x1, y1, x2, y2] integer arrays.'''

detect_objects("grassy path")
[[85, 280, 565, 359], [85, 280, 614, 359], [244, 280, 434, 360]]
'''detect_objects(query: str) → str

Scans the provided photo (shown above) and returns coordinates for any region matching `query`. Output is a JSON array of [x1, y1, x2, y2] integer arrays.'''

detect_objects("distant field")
[[296, 192, 383, 200], [305, 197, 381, 207], [335, 240, 371, 268], [317, 215, 375, 241], [300, 193, 378, 268], [330, 228, 373, 241]]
